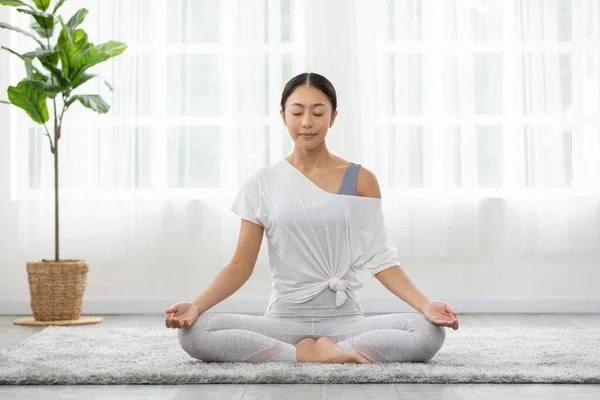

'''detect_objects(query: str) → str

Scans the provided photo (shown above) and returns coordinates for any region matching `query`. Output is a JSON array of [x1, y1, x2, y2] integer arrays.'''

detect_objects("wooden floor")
[[1, 313, 599, 400]]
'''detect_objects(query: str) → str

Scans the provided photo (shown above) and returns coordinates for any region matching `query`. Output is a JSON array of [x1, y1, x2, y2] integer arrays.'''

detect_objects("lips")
[[299, 133, 316, 137]]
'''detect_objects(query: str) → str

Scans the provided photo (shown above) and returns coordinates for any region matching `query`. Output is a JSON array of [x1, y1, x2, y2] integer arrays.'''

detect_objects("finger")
[[445, 304, 458, 316], [164, 316, 170, 328], [441, 313, 456, 323], [166, 306, 178, 314]]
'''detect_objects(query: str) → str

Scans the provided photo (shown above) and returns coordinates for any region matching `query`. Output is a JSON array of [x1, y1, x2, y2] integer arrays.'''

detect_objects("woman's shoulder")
[[331, 155, 380, 198], [356, 165, 381, 199]]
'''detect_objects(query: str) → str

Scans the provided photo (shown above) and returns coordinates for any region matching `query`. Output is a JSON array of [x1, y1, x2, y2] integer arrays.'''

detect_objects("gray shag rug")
[[1, 326, 599, 384]]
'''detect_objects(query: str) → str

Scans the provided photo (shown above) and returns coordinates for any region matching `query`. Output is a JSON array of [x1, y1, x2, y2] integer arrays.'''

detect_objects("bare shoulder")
[[356, 166, 381, 199]]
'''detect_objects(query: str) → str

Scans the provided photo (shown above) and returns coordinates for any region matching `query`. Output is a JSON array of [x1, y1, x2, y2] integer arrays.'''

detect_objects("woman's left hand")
[[422, 301, 459, 330]]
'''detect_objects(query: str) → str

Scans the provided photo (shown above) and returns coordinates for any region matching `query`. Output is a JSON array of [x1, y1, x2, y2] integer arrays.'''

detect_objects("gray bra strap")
[[337, 162, 362, 196]]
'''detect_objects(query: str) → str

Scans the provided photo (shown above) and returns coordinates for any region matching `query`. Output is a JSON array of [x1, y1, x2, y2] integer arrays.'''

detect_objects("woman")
[[165, 72, 459, 364]]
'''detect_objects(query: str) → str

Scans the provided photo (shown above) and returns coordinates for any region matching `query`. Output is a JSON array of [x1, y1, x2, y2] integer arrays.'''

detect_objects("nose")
[[302, 114, 313, 128]]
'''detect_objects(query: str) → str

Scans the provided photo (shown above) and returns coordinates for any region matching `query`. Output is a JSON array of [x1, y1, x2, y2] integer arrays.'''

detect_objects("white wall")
[[1, 6, 599, 316]]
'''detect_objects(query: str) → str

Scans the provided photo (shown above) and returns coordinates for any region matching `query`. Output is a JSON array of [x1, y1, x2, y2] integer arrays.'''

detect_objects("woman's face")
[[280, 84, 338, 150]]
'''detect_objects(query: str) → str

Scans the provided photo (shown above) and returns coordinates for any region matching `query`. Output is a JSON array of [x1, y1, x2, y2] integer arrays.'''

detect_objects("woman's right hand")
[[165, 301, 201, 329]]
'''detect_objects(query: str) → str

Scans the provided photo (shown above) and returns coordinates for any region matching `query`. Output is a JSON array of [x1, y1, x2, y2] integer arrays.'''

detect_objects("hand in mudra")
[[422, 301, 459, 330], [164, 301, 201, 329]]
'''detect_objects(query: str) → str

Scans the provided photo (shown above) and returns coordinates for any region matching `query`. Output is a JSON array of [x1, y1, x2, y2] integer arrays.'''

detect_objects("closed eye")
[[292, 113, 323, 117]]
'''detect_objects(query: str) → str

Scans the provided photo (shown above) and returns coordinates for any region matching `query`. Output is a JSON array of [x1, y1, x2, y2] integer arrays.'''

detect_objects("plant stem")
[[54, 124, 59, 262], [53, 98, 59, 262], [47, 36, 60, 262], [43, 123, 54, 153]]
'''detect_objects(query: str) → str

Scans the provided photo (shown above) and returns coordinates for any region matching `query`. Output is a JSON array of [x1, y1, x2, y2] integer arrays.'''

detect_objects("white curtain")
[[352, 0, 600, 259], [7, 0, 600, 269]]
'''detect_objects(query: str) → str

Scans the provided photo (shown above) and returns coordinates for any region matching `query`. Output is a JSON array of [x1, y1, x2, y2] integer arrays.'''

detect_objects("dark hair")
[[280, 72, 337, 115]]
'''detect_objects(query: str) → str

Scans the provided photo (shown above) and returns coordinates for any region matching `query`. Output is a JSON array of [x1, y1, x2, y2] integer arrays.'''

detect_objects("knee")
[[420, 319, 446, 362], [176, 314, 213, 361]]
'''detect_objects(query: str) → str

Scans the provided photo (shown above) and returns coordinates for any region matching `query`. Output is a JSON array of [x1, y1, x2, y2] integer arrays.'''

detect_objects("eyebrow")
[[289, 103, 327, 108]]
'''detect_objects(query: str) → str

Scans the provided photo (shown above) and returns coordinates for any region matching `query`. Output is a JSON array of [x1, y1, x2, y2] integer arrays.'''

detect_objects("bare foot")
[[294, 337, 373, 364]]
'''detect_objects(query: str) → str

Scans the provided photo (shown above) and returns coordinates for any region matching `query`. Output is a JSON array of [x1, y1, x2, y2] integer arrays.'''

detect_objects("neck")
[[287, 142, 336, 169]]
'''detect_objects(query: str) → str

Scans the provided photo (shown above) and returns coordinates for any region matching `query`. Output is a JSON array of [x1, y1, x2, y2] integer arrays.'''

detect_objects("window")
[[372, 0, 598, 190], [12, 0, 305, 197]]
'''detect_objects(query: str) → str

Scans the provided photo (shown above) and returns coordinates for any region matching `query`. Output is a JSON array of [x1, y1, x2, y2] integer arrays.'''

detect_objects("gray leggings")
[[177, 288, 446, 363]]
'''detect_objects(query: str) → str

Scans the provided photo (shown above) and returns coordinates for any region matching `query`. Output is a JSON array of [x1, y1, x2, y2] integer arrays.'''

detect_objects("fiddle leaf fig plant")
[[1, 0, 127, 261]]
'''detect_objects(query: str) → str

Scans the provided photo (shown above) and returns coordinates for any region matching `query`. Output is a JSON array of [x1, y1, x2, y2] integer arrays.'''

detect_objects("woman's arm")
[[376, 266, 458, 329], [356, 166, 430, 313], [374, 266, 430, 313], [190, 219, 264, 314], [357, 167, 459, 329]]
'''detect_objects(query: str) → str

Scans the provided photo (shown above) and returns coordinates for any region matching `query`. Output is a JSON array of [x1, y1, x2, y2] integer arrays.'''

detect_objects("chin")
[[295, 141, 322, 150]]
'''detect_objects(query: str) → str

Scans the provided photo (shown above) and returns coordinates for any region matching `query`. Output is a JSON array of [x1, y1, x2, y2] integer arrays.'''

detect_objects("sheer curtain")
[[9, 0, 306, 272], [351, 0, 600, 259], [7, 0, 600, 281]]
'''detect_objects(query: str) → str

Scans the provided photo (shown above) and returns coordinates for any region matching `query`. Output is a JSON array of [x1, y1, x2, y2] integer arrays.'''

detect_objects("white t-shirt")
[[230, 159, 400, 313]]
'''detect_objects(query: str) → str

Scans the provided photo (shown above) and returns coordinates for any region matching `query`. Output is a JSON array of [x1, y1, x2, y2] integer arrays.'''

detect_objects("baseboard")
[[1, 297, 600, 315]]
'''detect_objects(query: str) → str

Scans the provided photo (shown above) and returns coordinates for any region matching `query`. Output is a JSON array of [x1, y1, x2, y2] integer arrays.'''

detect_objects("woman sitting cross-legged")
[[165, 72, 459, 364]]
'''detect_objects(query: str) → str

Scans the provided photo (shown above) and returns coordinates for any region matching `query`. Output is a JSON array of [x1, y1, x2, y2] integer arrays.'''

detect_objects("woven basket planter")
[[26, 260, 89, 321]]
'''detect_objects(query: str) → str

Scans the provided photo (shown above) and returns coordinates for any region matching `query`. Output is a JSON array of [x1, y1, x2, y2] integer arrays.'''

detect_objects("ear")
[[280, 109, 287, 126], [329, 110, 338, 128]]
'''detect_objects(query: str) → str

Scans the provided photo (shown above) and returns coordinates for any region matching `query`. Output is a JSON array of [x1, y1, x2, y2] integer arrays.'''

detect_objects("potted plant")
[[0, 0, 126, 323]]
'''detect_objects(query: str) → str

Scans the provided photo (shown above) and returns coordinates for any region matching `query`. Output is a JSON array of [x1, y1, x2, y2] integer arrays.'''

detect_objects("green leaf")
[[56, 17, 74, 77], [29, 79, 63, 97], [96, 41, 127, 58], [21, 48, 58, 78], [0, 0, 28, 7], [39, 58, 71, 87], [7, 79, 49, 124], [68, 94, 109, 113], [0, 45, 24, 60], [22, 48, 58, 60], [52, 0, 67, 13], [19, 48, 70, 95], [71, 73, 113, 91], [70, 40, 127, 82], [0, 21, 45, 47], [38, 41, 59, 65], [32, 0, 50, 11], [70, 72, 95, 89], [23, 57, 48, 81], [31, 20, 54, 38], [66, 8, 88, 33], [17, 9, 54, 38], [56, 12, 127, 86], [58, 22, 127, 82], [1, 46, 49, 80]]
